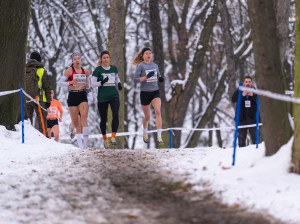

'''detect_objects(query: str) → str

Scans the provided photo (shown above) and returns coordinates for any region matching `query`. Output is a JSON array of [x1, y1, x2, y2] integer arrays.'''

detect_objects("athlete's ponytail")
[[132, 47, 152, 66], [131, 50, 144, 66]]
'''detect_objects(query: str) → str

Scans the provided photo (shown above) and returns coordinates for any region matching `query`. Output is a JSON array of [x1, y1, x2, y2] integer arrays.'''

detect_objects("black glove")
[[45, 102, 51, 109], [101, 77, 109, 86], [118, 82, 122, 90], [146, 71, 155, 78], [158, 77, 164, 83]]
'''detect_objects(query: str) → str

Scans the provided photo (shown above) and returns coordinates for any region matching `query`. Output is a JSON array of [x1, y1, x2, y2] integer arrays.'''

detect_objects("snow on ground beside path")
[[0, 122, 300, 223], [0, 122, 111, 223], [158, 139, 300, 224]]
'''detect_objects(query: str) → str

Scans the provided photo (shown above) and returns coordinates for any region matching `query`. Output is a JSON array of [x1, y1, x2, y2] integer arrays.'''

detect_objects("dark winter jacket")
[[25, 59, 51, 103], [231, 89, 258, 123]]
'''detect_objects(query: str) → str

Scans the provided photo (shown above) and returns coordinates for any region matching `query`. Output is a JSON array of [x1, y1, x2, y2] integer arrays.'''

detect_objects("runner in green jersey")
[[91, 50, 122, 149]]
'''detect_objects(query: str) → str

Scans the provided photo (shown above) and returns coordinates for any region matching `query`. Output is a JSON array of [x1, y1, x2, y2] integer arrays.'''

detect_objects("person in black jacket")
[[231, 76, 258, 147]]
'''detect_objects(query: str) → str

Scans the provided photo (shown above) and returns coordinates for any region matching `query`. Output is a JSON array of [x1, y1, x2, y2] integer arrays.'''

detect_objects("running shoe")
[[143, 134, 149, 143], [103, 139, 109, 149], [157, 137, 164, 145], [111, 137, 117, 145]]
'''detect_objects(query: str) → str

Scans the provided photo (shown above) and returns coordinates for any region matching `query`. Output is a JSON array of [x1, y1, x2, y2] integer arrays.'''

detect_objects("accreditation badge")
[[245, 100, 251, 108]]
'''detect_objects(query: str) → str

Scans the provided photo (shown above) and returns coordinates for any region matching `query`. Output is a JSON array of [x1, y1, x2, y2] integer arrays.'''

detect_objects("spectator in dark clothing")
[[231, 76, 258, 147], [25, 51, 52, 134]]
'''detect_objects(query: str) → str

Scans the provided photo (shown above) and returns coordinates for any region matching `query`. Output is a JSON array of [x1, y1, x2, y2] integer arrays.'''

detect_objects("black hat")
[[30, 52, 41, 62], [141, 47, 152, 56]]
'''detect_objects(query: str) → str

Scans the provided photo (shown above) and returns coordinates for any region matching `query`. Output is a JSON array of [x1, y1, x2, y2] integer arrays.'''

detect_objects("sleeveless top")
[[68, 65, 87, 87]]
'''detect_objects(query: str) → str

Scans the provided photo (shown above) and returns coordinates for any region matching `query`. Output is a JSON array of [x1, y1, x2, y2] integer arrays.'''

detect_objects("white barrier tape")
[[170, 123, 262, 132], [26, 99, 36, 103], [239, 86, 300, 104], [61, 123, 262, 140], [0, 88, 47, 111], [0, 89, 20, 96], [22, 90, 47, 112]]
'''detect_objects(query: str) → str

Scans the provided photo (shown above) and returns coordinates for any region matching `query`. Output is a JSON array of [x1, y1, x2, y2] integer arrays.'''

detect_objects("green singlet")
[[92, 65, 119, 103]]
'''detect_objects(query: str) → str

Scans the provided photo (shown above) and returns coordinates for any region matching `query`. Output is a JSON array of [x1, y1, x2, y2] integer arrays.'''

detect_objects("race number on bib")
[[73, 74, 87, 86], [103, 73, 116, 86], [146, 69, 157, 83], [47, 107, 57, 117], [245, 100, 251, 108]]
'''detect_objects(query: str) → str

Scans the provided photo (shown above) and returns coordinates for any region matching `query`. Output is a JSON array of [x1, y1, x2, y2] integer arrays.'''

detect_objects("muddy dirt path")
[[1, 148, 285, 224], [98, 149, 283, 224]]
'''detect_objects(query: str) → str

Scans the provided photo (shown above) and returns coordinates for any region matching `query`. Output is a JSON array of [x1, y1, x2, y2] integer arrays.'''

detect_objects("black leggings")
[[97, 97, 120, 135]]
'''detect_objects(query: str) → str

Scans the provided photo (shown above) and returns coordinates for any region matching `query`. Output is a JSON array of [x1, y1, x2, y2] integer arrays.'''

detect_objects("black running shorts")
[[140, 90, 160, 106], [47, 119, 58, 129], [67, 90, 88, 107]]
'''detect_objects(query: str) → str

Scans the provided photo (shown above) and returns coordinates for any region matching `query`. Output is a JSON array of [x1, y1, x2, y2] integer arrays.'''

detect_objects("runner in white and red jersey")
[[58, 52, 90, 149]]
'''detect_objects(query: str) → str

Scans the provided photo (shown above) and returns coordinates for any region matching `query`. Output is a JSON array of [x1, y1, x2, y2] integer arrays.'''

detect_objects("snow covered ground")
[[0, 121, 299, 223]]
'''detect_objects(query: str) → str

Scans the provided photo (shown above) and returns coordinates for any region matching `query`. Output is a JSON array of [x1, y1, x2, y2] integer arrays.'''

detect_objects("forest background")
[[1, 0, 300, 172]]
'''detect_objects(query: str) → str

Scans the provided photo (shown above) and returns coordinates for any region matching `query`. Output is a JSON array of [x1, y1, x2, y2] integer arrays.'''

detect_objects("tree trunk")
[[248, 0, 292, 156], [108, 0, 125, 148], [292, 0, 300, 174], [0, 0, 30, 130], [218, 0, 237, 98], [274, 0, 292, 113], [273, 0, 290, 61], [149, 0, 168, 148]]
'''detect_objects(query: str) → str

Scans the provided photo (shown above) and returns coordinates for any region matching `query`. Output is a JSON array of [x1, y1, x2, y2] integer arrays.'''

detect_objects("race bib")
[[245, 100, 251, 108], [103, 73, 116, 86], [47, 107, 57, 117], [73, 74, 87, 86], [146, 69, 157, 83]]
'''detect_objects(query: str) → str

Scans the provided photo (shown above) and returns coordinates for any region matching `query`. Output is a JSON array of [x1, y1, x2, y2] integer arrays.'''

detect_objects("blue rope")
[[232, 83, 243, 166], [20, 86, 24, 144], [169, 126, 172, 149], [256, 95, 259, 148]]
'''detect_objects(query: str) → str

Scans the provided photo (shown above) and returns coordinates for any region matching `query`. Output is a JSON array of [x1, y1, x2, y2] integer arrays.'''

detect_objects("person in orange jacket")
[[46, 90, 63, 142]]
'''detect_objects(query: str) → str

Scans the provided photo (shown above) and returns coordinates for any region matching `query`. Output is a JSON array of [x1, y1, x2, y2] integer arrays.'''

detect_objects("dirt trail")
[[2, 148, 285, 224], [97, 149, 283, 224]]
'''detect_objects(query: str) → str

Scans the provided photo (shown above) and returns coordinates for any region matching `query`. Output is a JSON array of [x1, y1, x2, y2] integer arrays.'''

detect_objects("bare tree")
[[218, 0, 237, 98], [0, 0, 30, 130], [248, 0, 292, 156], [108, 0, 125, 148], [149, 0, 167, 147], [166, 0, 219, 147]]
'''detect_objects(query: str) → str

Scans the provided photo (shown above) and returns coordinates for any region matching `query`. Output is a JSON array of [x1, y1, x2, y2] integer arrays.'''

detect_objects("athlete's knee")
[[154, 109, 161, 117], [112, 113, 119, 120], [144, 114, 150, 121], [100, 119, 107, 127], [80, 113, 87, 120]]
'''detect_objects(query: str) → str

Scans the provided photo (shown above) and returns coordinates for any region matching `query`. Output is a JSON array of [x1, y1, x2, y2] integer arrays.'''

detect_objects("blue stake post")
[[169, 126, 172, 149], [255, 95, 259, 148], [232, 82, 243, 166], [20, 86, 24, 143]]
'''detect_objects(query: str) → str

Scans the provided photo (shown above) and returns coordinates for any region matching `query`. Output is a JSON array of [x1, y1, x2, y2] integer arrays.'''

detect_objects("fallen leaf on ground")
[[126, 214, 138, 219], [222, 166, 231, 170], [94, 150, 105, 154], [137, 153, 146, 156], [232, 203, 240, 208]]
